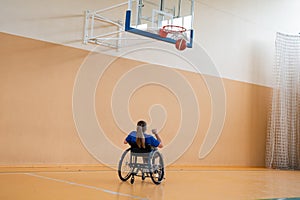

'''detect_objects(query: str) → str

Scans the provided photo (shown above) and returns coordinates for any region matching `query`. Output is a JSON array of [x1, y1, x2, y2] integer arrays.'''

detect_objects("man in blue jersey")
[[124, 120, 163, 149]]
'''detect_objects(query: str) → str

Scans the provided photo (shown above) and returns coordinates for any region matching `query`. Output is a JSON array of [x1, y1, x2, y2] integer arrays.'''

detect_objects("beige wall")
[[0, 32, 271, 167], [0, 32, 98, 165]]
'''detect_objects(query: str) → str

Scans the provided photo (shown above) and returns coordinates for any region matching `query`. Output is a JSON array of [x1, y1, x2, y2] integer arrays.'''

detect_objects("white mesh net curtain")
[[266, 32, 300, 170]]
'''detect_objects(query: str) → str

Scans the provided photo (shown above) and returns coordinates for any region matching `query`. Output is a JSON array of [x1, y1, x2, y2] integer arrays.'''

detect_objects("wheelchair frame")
[[118, 147, 165, 185]]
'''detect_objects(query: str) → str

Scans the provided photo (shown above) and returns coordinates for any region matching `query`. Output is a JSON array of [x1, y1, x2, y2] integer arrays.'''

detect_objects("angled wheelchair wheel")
[[118, 148, 133, 181], [149, 150, 164, 185]]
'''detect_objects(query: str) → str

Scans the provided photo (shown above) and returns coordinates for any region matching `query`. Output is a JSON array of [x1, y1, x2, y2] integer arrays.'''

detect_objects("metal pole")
[[128, 0, 132, 10], [158, 0, 165, 27], [159, 0, 164, 11], [177, 0, 181, 18], [95, 1, 130, 14], [137, 0, 143, 25], [83, 10, 90, 44], [91, 12, 95, 38], [90, 30, 124, 39], [191, 0, 194, 29], [94, 14, 123, 28]]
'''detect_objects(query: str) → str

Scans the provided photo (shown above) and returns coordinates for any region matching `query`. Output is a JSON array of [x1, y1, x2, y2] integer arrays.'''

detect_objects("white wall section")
[[1, 0, 300, 86]]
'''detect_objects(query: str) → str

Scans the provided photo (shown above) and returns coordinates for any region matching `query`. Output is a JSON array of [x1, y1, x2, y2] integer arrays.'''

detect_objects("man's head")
[[137, 120, 147, 132]]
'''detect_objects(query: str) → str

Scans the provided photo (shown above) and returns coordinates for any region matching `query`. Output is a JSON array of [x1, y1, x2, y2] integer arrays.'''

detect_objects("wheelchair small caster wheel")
[[130, 176, 134, 184], [142, 173, 145, 180]]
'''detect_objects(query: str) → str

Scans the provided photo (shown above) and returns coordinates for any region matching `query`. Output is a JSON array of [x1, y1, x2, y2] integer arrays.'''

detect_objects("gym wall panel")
[[0, 32, 271, 167], [0, 32, 98, 165]]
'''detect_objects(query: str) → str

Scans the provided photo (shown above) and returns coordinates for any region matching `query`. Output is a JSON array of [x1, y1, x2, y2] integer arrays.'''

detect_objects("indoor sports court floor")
[[1, 166, 299, 200]]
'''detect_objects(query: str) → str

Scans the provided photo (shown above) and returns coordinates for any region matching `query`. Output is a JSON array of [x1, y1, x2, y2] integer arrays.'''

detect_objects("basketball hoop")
[[159, 25, 188, 51], [159, 25, 187, 38]]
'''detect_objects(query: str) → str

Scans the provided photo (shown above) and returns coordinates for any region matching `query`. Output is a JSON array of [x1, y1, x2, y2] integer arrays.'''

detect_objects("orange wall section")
[[0, 32, 272, 167], [0, 32, 99, 165]]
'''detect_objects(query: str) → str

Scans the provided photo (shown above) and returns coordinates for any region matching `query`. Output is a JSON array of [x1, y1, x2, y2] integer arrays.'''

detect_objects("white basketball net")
[[266, 32, 300, 169], [162, 25, 188, 41]]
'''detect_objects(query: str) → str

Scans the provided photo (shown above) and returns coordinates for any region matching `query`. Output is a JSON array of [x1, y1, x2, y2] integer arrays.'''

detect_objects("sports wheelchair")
[[118, 143, 165, 185]]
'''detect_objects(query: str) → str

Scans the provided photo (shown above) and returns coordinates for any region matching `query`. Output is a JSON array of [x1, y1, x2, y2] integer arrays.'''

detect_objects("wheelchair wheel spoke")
[[149, 151, 165, 185], [118, 148, 133, 181]]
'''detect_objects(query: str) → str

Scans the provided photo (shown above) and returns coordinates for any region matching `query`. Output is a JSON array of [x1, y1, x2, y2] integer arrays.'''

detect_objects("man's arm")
[[124, 134, 129, 144], [152, 129, 163, 148]]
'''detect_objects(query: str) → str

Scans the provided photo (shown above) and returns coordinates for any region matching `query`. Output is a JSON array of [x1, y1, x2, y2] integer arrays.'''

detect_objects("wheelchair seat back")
[[128, 142, 155, 153]]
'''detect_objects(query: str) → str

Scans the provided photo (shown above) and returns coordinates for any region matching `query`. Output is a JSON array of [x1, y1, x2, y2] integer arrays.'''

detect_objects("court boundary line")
[[24, 173, 148, 200]]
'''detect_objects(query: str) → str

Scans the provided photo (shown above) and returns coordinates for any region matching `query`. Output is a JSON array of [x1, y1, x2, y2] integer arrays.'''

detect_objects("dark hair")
[[137, 120, 147, 127]]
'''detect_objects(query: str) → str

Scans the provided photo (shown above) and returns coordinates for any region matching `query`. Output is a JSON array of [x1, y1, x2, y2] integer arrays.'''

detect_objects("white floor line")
[[25, 173, 148, 200]]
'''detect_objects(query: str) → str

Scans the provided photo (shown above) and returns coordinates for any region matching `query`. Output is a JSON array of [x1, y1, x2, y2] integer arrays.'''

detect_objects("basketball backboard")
[[125, 0, 194, 48]]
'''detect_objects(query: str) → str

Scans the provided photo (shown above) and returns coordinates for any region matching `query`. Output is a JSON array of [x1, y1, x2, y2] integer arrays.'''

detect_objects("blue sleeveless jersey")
[[125, 131, 160, 147]]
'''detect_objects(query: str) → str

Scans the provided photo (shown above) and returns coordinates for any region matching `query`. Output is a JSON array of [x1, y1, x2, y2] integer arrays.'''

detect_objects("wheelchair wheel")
[[149, 150, 164, 185], [142, 173, 146, 180], [118, 148, 133, 181], [130, 176, 135, 184]]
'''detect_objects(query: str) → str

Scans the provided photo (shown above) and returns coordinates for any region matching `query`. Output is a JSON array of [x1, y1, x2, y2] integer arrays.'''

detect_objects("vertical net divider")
[[266, 32, 300, 170]]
